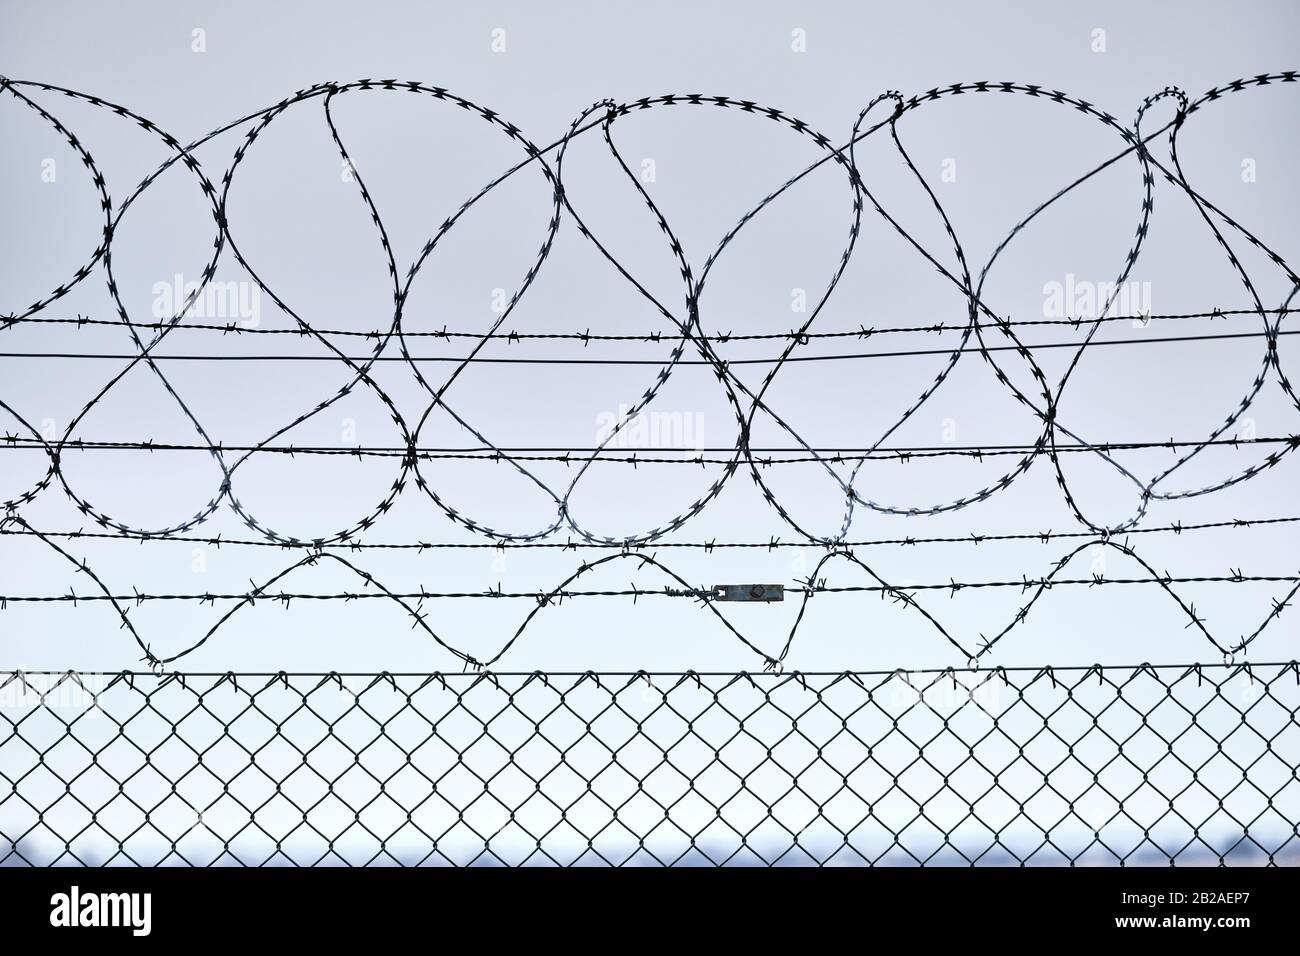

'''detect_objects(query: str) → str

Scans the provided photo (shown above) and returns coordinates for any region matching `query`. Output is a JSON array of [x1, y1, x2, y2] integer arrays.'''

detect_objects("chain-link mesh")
[[2, 663, 1297, 866]]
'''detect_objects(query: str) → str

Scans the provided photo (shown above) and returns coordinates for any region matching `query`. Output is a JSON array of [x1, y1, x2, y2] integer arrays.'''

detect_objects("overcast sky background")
[[1, 0, 1297, 677]]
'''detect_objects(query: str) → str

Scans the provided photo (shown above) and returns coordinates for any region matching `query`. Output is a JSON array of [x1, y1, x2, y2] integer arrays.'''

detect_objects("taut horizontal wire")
[[1, 327, 1296, 365], [8, 572, 1296, 605], [3, 306, 1287, 341], [3, 435, 1292, 462], [3, 514, 1293, 551], [7, 661, 1294, 678]]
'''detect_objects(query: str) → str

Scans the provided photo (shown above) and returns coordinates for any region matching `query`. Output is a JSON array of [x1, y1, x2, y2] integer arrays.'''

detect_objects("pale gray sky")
[[1, 0, 1296, 676]]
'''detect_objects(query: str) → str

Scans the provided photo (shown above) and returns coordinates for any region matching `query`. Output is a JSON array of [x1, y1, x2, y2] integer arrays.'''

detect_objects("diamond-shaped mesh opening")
[[0, 666, 1295, 866]]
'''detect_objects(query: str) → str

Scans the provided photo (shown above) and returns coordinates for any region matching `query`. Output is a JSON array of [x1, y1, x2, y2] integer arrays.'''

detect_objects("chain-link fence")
[[2, 663, 1297, 866]]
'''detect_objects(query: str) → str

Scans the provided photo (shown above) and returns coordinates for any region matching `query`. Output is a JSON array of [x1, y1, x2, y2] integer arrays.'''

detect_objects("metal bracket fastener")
[[712, 584, 784, 603]]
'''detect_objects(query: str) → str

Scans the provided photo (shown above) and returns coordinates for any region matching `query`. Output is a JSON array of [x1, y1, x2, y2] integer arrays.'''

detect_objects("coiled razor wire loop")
[[0, 663, 1296, 867], [2, 73, 1299, 671]]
